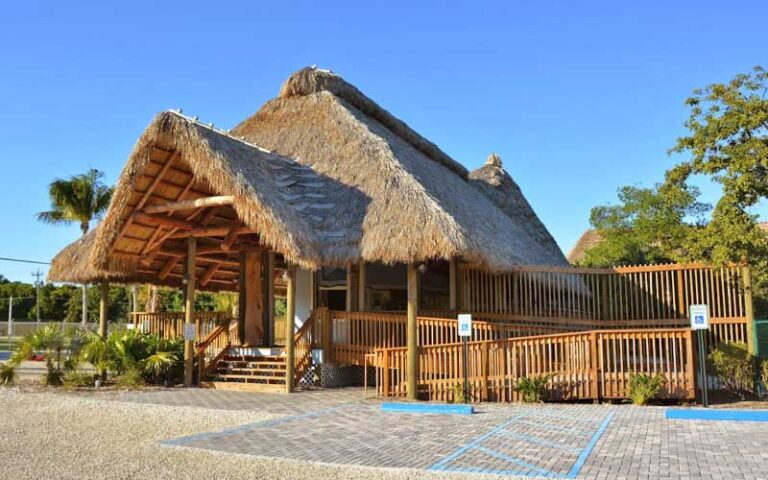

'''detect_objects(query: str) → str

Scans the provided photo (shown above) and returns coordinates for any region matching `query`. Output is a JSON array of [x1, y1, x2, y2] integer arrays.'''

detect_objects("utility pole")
[[32, 269, 43, 325], [8, 296, 13, 352]]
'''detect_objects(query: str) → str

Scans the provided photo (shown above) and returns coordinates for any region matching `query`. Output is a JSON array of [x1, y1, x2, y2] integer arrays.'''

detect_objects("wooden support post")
[[321, 307, 332, 363], [285, 264, 296, 393], [266, 252, 275, 346], [243, 252, 264, 346], [346, 263, 357, 312], [742, 265, 756, 355], [590, 331, 599, 402], [358, 261, 367, 311], [449, 258, 458, 311], [407, 263, 419, 400], [183, 237, 196, 387], [99, 282, 109, 381]]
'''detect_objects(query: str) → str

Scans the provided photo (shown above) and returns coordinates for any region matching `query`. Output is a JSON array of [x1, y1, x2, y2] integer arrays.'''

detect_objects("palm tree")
[[37, 169, 113, 325]]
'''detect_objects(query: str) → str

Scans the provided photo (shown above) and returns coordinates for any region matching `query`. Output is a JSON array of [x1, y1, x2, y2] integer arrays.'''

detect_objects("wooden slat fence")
[[460, 263, 750, 348], [370, 328, 695, 402]]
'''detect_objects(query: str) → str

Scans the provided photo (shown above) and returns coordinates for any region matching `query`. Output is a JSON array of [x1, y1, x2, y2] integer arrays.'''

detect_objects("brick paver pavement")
[[108, 389, 768, 479]]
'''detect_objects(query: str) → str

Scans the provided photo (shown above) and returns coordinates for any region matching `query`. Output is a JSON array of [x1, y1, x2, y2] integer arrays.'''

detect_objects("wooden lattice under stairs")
[[202, 349, 288, 393]]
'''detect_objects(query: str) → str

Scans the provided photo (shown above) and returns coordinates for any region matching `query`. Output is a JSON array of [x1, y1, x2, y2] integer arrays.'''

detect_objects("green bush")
[[63, 371, 93, 389], [44, 361, 64, 387], [627, 372, 665, 405], [115, 368, 145, 390], [708, 342, 756, 398], [516, 374, 553, 403], [0, 363, 16, 385], [450, 382, 473, 404]]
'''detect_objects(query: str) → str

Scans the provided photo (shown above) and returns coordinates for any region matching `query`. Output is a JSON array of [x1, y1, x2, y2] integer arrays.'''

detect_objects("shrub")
[[708, 342, 756, 398], [761, 359, 768, 396], [627, 372, 665, 405], [516, 374, 553, 403], [115, 368, 145, 390], [44, 362, 64, 386], [63, 371, 92, 389], [450, 382, 473, 404], [0, 363, 16, 386]]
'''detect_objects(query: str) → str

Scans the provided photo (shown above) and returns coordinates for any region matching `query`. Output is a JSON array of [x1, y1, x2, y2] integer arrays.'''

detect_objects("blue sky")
[[0, 1, 765, 282]]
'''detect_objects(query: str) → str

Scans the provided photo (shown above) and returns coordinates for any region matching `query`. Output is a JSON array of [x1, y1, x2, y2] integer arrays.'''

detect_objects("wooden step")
[[216, 368, 286, 376], [223, 355, 285, 362], [204, 381, 287, 393], [215, 374, 287, 383], [218, 360, 286, 368]]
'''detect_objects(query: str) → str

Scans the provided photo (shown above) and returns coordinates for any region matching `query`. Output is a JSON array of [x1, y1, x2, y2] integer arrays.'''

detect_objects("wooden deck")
[[131, 262, 755, 402]]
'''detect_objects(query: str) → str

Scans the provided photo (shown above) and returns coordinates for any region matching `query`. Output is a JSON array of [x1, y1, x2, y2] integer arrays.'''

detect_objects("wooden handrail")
[[370, 327, 696, 402], [194, 319, 231, 382]]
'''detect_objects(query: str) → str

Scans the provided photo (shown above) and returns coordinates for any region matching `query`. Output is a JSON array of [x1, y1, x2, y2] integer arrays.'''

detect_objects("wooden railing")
[[130, 311, 232, 342], [369, 328, 695, 402], [293, 313, 316, 385], [195, 320, 232, 381], [324, 310, 541, 366]]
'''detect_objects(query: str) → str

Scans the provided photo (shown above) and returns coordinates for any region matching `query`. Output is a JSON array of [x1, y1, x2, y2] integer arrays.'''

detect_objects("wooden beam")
[[407, 263, 419, 401], [158, 257, 180, 280], [221, 223, 241, 251], [117, 151, 179, 242], [141, 176, 198, 254], [143, 195, 235, 214], [132, 211, 194, 230], [183, 237, 196, 386], [200, 263, 221, 288], [167, 225, 256, 239], [243, 252, 264, 346]]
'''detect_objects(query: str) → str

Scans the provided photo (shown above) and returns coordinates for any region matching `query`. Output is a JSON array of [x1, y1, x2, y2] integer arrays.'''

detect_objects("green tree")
[[37, 169, 113, 325], [669, 66, 768, 315], [581, 181, 709, 267], [37, 169, 113, 235]]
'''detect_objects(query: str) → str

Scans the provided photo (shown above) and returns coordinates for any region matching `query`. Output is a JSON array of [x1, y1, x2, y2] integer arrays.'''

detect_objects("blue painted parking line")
[[475, 445, 561, 477], [516, 419, 594, 436], [566, 413, 614, 478], [497, 430, 582, 453], [428, 412, 530, 472], [429, 408, 614, 478]]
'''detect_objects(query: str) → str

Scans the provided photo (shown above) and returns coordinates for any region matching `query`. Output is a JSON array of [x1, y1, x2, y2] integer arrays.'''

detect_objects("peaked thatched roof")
[[567, 230, 604, 264], [468, 154, 567, 266], [53, 67, 569, 285], [231, 67, 566, 270]]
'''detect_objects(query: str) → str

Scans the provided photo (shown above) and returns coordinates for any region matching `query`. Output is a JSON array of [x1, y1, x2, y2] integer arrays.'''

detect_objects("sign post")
[[458, 314, 472, 404], [690, 304, 710, 407]]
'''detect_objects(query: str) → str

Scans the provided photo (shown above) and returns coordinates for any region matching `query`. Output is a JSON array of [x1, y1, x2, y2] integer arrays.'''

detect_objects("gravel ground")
[[0, 388, 512, 480]]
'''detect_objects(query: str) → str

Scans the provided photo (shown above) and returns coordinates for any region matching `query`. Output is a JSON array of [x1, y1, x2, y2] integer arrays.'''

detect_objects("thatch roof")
[[53, 67, 570, 287], [47, 226, 147, 284], [231, 67, 566, 270], [567, 230, 603, 264], [468, 154, 567, 266]]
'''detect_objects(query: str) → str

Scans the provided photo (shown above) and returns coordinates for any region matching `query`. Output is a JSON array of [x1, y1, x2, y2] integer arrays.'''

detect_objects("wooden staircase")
[[204, 350, 288, 393]]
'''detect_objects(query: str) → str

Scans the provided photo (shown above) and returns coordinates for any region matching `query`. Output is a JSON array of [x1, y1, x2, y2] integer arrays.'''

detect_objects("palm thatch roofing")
[[49, 66, 567, 288], [567, 230, 604, 264]]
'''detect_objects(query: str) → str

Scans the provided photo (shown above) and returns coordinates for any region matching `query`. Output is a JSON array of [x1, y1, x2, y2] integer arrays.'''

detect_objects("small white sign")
[[458, 314, 472, 338], [689, 304, 709, 330], [183, 323, 196, 341]]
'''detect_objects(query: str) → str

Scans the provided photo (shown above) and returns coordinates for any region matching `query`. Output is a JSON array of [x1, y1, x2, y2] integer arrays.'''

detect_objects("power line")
[[0, 257, 50, 265]]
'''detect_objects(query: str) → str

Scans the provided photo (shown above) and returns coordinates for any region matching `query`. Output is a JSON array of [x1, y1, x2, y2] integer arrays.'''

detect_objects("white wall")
[[294, 268, 312, 328]]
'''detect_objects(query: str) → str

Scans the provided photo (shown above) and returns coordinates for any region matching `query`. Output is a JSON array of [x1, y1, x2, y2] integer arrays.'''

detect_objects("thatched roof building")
[[567, 230, 603, 264], [49, 67, 567, 289]]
